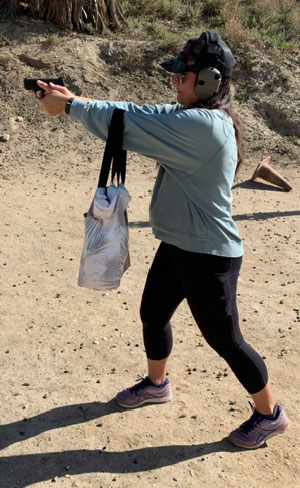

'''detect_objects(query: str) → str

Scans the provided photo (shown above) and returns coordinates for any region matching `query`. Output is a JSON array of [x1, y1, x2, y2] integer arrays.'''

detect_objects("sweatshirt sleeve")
[[70, 99, 222, 174]]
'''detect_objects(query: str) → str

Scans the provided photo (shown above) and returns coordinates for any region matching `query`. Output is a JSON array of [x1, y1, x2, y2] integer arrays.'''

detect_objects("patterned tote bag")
[[78, 108, 131, 290]]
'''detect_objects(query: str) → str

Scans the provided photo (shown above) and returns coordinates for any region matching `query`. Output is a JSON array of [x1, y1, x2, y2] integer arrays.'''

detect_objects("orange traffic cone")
[[251, 156, 292, 191]]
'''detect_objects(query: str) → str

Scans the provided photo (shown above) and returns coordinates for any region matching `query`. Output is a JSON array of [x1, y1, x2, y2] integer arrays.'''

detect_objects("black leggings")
[[140, 242, 268, 395]]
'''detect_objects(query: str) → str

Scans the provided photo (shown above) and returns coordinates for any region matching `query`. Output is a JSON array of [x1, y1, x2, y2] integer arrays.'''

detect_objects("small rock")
[[1, 133, 10, 142]]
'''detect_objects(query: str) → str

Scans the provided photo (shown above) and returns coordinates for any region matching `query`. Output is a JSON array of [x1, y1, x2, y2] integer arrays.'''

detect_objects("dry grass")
[[123, 0, 300, 56], [223, 17, 253, 47], [0, 32, 10, 46], [122, 0, 181, 19], [47, 33, 66, 49]]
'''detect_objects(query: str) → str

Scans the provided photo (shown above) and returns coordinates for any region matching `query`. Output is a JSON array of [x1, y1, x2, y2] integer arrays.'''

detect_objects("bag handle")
[[97, 108, 127, 188]]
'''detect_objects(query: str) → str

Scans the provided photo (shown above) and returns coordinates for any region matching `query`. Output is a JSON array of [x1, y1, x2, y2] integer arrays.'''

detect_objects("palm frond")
[[4, 0, 124, 32]]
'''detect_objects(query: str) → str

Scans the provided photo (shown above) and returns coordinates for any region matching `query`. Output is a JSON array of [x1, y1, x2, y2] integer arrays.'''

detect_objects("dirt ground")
[[0, 18, 299, 488]]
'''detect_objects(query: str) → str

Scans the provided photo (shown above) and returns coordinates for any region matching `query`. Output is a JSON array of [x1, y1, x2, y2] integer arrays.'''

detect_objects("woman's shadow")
[[0, 400, 248, 487]]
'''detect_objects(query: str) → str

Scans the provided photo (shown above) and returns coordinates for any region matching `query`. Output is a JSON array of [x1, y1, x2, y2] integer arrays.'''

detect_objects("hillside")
[[0, 15, 300, 174]]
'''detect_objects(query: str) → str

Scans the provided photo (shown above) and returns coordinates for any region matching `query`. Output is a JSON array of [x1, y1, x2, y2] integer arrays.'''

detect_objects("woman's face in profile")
[[172, 72, 198, 108]]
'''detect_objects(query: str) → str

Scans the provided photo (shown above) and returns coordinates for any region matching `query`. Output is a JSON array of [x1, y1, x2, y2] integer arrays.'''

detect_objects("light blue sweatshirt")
[[70, 99, 243, 257]]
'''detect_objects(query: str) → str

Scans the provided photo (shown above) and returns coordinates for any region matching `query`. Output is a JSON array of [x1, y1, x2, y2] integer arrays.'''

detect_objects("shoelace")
[[238, 401, 278, 434], [239, 411, 264, 434], [129, 377, 151, 393]]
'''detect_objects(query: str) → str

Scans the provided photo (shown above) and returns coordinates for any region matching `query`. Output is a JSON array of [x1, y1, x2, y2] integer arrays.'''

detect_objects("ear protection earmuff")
[[194, 67, 222, 101]]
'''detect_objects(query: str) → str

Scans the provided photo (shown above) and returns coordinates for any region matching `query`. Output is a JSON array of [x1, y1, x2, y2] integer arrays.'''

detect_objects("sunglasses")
[[173, 72, 195, 84]]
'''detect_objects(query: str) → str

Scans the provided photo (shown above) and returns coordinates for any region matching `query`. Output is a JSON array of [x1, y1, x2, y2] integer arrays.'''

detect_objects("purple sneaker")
[[115, 376, 172, 408], [228, 403, 290, 449]]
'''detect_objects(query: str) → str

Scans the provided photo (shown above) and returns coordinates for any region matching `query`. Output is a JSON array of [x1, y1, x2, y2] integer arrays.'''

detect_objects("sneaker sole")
[[228, 422, 290, 449], [115, 394, 173, 409]]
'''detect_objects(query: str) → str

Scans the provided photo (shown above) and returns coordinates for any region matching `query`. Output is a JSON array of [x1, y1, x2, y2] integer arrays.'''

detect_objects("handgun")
[[24, 76, 65, 97]]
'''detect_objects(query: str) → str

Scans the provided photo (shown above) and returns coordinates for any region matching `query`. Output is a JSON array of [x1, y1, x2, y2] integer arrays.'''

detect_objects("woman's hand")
[[37, 80, 74, 117]]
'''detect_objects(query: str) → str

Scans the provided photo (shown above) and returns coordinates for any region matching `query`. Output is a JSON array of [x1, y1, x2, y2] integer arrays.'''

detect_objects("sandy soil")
[[0, 18, 300, 488]]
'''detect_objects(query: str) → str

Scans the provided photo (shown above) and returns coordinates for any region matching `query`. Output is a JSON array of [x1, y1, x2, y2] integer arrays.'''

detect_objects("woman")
[[38, 31, 289, 449]]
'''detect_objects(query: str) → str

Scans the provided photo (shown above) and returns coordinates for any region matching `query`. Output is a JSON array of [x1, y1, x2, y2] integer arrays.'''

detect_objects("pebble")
[[1, 133, 10, 142]]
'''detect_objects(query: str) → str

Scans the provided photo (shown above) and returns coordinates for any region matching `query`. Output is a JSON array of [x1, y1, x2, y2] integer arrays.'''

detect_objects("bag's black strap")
[[97, 108, 127, 188]]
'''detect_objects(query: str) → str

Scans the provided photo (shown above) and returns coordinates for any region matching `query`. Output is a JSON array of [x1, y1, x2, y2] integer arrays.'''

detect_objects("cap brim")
[[160, 58, 195, 73]]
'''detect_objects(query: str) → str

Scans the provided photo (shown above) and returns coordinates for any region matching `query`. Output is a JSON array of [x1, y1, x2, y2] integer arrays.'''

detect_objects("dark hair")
[[193, 77, 243, 176]]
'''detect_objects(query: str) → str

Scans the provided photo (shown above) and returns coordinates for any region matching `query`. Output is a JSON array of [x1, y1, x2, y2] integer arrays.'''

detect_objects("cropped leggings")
[[140, 242, 268, 395]]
